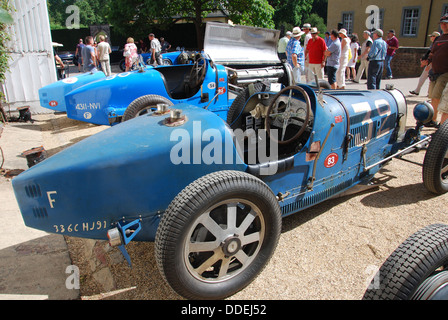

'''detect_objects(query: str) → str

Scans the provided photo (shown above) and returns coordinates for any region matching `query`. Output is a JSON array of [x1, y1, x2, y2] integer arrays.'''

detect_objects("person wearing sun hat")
[[286, 27, 305, 84], [336, 28, 351, 89], [306, 27, 327, 79], [302, 23, 312, 81]]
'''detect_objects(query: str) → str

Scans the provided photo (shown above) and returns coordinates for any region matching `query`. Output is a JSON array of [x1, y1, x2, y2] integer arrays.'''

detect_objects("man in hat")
[[367, 29, 387, 89], [303, 23, 312, 82], [306, 28, 327, 79], [385, 29, 399, 79], [286, 27, 305, 84], [427, 14, 448, 126], [278, 31, 292, 61]]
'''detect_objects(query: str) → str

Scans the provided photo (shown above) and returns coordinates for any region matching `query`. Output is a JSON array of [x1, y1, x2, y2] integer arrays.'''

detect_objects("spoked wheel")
[[265, 86, 312, 145], [363, 224, 448, 300], [423, 120, 448, 194], [155, 171, 282, 300], [122, 95, 173, 121]]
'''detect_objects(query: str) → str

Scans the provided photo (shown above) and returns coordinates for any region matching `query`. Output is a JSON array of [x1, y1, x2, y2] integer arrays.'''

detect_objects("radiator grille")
[[25, 184, 42, 198], [281, 179, 353, 215], [33, 207, 48, 219]]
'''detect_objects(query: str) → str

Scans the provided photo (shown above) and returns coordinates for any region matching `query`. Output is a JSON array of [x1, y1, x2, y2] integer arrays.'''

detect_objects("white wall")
[[2, 0, 57, 114]]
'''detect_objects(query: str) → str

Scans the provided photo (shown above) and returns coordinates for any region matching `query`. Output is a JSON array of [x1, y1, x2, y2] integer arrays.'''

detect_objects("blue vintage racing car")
[[38, 51, 192, 114], [12, 24, 448, 300], [43, 23, 291, 126]]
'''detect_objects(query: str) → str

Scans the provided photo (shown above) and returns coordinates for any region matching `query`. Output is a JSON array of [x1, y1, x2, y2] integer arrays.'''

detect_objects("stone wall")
[[387, 47, 429, 78]]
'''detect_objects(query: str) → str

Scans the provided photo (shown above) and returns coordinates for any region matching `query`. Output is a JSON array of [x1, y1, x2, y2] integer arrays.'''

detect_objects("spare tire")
[[227, 82, 270, 130], [122, 95, 173, 122]]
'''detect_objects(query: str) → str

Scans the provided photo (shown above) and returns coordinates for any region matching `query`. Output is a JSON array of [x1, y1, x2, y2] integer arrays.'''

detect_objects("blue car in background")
[[119, 51, 185, 71], [41, 22, 290, 126], [13, 22, 448, 300]]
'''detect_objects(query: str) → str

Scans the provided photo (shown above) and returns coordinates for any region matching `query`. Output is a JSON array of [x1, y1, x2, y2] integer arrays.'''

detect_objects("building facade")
[[327, 0, 448, 47]]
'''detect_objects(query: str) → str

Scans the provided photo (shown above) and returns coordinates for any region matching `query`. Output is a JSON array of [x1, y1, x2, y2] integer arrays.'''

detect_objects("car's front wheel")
[[155, 171, 282, 300]]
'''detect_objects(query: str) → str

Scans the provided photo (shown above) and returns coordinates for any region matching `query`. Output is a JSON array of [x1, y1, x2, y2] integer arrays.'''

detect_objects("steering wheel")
[[189, 55, 207, 89], [265, 86, 312, 145]]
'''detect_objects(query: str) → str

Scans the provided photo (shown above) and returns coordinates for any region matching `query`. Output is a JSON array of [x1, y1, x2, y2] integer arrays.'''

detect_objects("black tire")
[[122, 95, 173, 122], [155, 171, 282, 300], [363, 224, 448, 300], [119, 58, 126, 72], [227, 82, 269, 129], [423, 120, 448, 194]]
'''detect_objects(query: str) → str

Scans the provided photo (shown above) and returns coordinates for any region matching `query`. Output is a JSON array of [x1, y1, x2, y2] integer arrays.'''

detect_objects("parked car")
[[12, 23, 448, 300], [38, 71, 107, 113], [57, 51, 75, 65], [57, 22, 290, 126], [118, 51, 187, 71]]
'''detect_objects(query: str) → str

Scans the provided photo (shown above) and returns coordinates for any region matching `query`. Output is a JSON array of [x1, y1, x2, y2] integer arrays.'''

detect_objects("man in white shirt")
[[148, 33, 163, 66], [97, 35, 112, 77], [277, 31, 292, 61], [303, 23, 312, 82]]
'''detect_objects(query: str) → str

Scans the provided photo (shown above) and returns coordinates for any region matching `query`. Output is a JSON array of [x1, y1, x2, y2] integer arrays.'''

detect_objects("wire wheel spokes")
[[184, 199, 265, 283]]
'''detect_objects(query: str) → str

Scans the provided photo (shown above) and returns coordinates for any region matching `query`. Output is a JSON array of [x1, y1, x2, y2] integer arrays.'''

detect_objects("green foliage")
[[0, 0, 13, 102], [107, 0, 275, 48], [47, 0, 112, 28], [269, 0, 313, 27], [46, 0, 328, 49], [303, 13, 327, 36]]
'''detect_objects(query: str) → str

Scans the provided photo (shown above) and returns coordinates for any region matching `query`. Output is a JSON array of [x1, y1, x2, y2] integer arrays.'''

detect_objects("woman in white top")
[[347, 34, 359, 81], [336, 29, 351, 89]]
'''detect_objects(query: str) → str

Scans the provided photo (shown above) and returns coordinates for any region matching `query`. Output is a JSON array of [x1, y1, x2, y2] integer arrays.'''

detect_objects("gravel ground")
[[32, 92, 448, 300]]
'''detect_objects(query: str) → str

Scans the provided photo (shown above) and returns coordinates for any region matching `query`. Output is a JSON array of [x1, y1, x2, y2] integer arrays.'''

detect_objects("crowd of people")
[[279, 14, 448, 127], [74, 33, 170, 75], [279, 23, 400, 90]]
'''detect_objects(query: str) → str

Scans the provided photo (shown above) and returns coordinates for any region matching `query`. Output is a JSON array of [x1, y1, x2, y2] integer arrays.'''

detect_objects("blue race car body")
[[13, 23, 448, 300], [39, 71, 106, 113], [65, 57, 231, 125], [39, 51, 189, 113]]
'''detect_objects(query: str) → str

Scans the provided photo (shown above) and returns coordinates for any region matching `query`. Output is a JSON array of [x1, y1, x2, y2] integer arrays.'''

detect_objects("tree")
[[0, 0, 13, 120], [47, 0, 112, 29], [0, 0, 13, 104], [108, 0, 275, 49], [269, 0, 313, 28]]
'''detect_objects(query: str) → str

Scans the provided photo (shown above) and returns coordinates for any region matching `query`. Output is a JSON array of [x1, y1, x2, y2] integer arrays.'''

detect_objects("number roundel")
[[324, 153, 338, 168]]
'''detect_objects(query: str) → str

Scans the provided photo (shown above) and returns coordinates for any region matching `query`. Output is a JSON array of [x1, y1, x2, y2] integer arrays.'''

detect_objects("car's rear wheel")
[[363, 224, 448, 300], [155, 171, 282, 300], [122, 95, 173, 121], [423, 120, 448, 194]]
